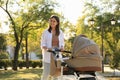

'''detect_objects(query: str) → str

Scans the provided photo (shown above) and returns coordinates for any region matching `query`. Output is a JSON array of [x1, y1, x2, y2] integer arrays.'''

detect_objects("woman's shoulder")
[[43, 29, 48, 32], [60, 29, 63, 33], [43, 29, 49, 34]]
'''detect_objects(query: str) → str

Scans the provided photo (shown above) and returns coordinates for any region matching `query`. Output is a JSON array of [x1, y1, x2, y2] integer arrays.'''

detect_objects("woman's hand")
[[60, 47, 64, 52], [47, 48, 53, 51], [42, 46, 47, 50]]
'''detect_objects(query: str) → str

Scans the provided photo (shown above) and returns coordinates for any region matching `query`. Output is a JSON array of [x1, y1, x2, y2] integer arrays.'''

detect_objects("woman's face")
[[49, 18, 58, 29]]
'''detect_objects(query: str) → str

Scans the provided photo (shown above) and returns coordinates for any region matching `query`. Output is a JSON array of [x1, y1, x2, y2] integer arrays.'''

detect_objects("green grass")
[[0, 68, 42, 80], [106, 77, 120, 80]]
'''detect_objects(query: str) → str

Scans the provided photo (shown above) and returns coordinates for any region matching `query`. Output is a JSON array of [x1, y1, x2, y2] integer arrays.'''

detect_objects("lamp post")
[[88, 18, 104, 73], [110, 17, 116, 75], [101, 17, 116, 73], [87, 17, 116, 73], [101, 23, 104, 73], [110, 17, 116, 51], [89, 18, 95, 38]]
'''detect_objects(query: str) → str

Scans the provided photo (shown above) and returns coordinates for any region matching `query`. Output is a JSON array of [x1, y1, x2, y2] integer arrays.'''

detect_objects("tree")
[[81, 0, 120, 70], [0, 0, 57, 70]]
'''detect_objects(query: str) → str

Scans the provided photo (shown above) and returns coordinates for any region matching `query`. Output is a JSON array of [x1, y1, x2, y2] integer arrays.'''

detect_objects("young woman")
[[41, 15, 64, 80]]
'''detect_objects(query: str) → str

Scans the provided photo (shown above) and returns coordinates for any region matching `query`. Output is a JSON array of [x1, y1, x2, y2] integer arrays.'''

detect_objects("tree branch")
[[0, 0, 19, 44], [6, 0, 9, 10]]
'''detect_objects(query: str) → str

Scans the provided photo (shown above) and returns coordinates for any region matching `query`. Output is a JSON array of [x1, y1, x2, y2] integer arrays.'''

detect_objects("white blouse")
[[41, 29, 64, 63]]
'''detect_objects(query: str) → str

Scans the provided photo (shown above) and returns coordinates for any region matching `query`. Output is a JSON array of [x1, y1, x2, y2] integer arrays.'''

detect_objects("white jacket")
[[41, 29, 64, 63]]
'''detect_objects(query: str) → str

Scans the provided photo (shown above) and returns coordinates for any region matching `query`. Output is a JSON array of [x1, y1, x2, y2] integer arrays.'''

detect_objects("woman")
[[41, 15, 64, 80]]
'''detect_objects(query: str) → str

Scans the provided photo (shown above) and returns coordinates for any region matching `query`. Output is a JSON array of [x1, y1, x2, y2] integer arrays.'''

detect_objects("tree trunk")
[[12, 43, 20, 71], [26, 32, 29, 69]]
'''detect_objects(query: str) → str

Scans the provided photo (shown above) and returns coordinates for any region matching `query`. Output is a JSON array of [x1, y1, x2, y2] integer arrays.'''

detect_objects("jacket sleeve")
[[41, 31, 47, 49], [60, 30, 65, 48]]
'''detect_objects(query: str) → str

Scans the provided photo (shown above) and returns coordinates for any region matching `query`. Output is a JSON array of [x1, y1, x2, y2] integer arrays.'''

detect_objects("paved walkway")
[[102, 65, 120, 77], [96, 72, 107, 80], [96, 65, 120, 80], [60, 65, 120, 80]]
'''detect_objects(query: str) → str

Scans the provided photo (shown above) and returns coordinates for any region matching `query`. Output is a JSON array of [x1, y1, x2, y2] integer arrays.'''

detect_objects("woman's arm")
[[60, 30, 64, 51], [41, 31, 47, 49]]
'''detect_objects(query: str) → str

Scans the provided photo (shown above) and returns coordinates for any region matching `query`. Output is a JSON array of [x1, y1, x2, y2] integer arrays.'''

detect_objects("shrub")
[[0, 59, 42, 70], [31, 60, 38, 68], [109, 51, 120, 69], [38, 60, 42, 67], [31, 60, 42, 68], [0, 51, 9, 59], [0, 59, 12, 70], [18, 60, 25, 69]]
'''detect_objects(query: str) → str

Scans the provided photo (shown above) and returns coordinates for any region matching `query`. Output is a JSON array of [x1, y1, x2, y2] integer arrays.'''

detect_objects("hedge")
[[0, 59, 42, 70]]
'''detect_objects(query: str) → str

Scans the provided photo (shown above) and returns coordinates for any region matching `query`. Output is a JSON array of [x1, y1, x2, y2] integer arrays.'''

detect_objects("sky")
[[0, 0, 84, 33], [56, 0, 84, 24], [0, 9, 10, 33]]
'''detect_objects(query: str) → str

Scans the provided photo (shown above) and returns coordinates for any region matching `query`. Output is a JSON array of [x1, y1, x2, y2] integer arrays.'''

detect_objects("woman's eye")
[[51, 21, 55, 22], [50, 19, 56, 22]]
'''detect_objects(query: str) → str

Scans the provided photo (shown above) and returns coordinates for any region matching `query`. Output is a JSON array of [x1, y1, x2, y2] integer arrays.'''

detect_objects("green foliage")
[[79, 0, 120, 70], [0, 0, 59, 70], [0, 0, 4, 6], [18, 60, 26, 69], [0, 59, 42, 70], [0, 34, 7, 51], [18, 60, 42, 69], [109, 51, 120, 69], [0, 51, 9, 59], [31, 60, 42, 68], [0, 59, 12, 70]]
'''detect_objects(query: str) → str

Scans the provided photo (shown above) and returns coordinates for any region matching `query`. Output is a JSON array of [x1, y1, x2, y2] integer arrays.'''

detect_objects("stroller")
[[48, 35, 102, 80]]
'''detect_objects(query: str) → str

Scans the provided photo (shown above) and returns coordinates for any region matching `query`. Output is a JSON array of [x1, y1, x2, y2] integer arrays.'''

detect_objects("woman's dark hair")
[[48, 15, 60, 36], [79, 34, 87, 37]]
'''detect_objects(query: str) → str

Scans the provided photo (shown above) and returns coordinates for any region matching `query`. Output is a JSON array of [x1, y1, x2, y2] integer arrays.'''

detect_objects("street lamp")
[[89, 18, 95, 38], [88, 18, 104, 73], [110, 17, 116, 41], [101, 17, 116, 73], [89, 18, 95, 25], [87, 17, 116, 73], [111, 18, 116, 25]]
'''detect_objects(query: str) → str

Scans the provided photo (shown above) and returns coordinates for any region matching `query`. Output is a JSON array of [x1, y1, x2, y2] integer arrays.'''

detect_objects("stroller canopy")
[[72, 35, 101, 58], [64, 35, 102, 71]]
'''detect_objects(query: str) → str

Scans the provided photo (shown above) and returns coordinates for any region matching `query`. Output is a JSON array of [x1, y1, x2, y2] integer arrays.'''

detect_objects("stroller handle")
[[47, 49, 71, 53], [47, 49, 71, 59]]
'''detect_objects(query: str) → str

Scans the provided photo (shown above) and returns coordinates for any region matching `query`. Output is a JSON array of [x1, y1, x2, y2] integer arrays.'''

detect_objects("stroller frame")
[[48, 49, 97, 80], [60, 61, 97, 80]]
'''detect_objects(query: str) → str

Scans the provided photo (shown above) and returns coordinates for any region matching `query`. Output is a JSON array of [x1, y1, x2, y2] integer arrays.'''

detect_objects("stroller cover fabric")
[[64, 35, 102, 71]]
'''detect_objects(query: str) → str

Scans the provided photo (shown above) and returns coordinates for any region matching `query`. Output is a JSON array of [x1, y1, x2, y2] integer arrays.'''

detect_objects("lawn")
[[0, 68, 42, 80], [106, 77, 120, 80]]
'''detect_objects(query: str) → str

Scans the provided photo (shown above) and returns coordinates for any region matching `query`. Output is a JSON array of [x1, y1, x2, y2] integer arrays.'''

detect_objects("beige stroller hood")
[[64, 35, 102, 71]]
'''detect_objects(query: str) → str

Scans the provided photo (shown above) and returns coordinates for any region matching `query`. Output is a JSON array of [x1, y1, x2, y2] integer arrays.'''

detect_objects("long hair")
[[48, 15, 60, 36], [79, 34, 87, 37]]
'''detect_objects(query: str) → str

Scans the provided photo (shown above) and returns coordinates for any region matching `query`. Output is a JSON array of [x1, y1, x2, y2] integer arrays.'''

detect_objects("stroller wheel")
[[80, 77, 96, 80]]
